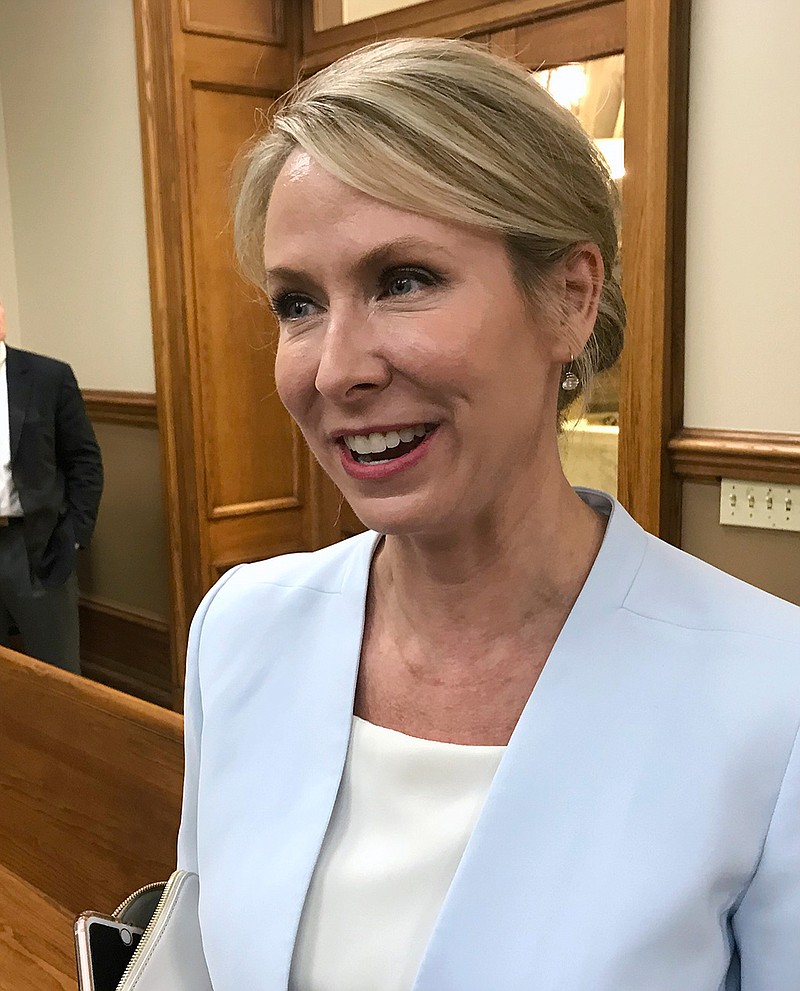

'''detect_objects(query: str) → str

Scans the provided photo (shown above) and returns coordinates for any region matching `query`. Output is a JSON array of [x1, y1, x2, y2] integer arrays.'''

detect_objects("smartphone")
[[74, 911, 144, 991]]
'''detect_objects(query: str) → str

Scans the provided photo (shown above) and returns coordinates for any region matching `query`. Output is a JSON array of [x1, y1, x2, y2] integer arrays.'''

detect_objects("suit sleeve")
[[54, 364, 103, 547], [733, 720, 800, 988], [177, 566, 245, 873]]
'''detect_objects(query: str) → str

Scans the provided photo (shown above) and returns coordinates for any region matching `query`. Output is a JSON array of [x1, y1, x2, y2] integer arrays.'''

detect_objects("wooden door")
[[135, 0, 321, 702]]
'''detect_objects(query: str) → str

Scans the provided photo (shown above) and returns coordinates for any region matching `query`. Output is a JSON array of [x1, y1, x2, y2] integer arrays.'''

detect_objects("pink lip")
[[338, 427, 438, 481]]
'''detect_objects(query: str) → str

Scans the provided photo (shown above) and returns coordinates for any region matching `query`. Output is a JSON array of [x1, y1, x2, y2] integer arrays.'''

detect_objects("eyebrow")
[[264, 236, 450, 287]]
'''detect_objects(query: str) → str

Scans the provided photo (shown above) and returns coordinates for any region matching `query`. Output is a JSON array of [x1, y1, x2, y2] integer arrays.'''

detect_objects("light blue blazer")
[[178, 490, 800, 990]]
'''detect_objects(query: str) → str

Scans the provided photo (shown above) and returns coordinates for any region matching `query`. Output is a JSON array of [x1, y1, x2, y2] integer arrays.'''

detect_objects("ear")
[[554, 243, 604, 361]]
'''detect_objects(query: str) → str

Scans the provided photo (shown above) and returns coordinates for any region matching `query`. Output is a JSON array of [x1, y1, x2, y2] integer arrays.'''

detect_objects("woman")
[[178, 38, 800, 991]]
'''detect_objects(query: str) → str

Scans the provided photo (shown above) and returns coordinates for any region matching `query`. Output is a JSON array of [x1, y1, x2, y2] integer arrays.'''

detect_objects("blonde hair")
[[234, 37, 625, 415]]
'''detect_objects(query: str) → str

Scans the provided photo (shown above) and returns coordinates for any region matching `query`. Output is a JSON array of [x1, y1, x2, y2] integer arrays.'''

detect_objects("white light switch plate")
[[720, 480, 800, 532]]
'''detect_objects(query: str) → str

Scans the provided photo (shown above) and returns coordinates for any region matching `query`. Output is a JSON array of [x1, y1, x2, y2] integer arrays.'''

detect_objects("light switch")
[[720, 480, 799, 533]]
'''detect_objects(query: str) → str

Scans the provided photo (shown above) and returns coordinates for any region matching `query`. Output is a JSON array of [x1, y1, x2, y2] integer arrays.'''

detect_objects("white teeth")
[[344, 424, 430, 452], [368, 432, 385, 454]]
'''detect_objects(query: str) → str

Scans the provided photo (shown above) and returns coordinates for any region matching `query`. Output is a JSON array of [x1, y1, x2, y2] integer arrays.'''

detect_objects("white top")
[[289, 716, 506, 991], [0, 342, 23, 517]]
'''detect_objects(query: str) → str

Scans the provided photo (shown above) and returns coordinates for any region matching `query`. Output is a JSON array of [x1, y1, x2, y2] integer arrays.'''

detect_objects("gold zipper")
[[114, 872, 184, 989], [113, 880, 166, 920]]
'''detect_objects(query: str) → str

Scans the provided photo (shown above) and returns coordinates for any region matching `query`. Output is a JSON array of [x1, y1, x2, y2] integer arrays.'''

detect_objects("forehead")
[[262, 151, 496, 274]]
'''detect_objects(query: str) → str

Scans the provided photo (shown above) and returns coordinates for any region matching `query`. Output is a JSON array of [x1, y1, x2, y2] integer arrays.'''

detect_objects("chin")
[[342, 490, 454, 538]]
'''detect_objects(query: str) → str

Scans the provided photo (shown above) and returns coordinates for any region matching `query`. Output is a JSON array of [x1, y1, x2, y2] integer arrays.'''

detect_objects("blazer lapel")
[[194, 534, 380, 991], [412, 497, 650, 991], [6, 347, 31, 460]]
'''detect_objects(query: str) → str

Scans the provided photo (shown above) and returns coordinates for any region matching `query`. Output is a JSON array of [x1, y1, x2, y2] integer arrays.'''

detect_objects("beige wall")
[[76, 423, 170, 617], [682, 483, 800, 606], [0, 78, 20, 346], [0, 0, 169, 623], [0, 0, 155, 391], [682, 0, 800, 607], [684, 0, 800, 433]]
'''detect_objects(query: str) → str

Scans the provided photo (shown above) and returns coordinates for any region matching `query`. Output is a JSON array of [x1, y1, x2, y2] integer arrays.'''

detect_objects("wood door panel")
[[187, 84, 300, 517], [182, 0, 283, 43], [210, 501, 309, 569]]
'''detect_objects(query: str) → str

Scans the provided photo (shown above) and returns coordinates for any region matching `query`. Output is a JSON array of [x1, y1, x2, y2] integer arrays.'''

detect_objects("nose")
[[314, 306, 391, 400]]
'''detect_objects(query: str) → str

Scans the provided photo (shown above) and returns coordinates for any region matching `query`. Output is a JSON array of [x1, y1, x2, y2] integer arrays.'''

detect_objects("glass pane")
[[314, 0, 426, 31], [533, 54, 625, 497]]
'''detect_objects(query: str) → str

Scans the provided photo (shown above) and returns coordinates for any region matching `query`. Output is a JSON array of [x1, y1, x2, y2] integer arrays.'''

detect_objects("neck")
[[374, 472, 606, 648]]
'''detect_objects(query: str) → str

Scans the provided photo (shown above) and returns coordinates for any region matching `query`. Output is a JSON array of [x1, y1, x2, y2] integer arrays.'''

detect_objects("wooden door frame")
[[620, 0, 690, 541], [133, 0, 205, 705], [301, 0, 691, 542]]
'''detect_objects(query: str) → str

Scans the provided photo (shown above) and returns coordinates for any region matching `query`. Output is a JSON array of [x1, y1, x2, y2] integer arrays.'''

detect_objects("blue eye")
[[271, 293, 317, 321], [388, 275, 421, 296], [384, 268, 438, 299]]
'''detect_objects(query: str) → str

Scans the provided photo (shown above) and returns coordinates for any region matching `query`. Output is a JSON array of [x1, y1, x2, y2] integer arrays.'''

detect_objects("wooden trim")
[[300, 0, 602, 69], [209, 496, 302, 520], [669, 428, 800, 486], [180, 0, 284, 45], [79, 595, 172, 709], [618, 0, 691, 542], [134, 0, 206, 702], [82, 389, 158, 428]]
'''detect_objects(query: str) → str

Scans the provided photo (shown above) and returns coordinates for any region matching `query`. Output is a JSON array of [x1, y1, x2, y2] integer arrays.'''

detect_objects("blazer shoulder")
[[625, 532, 800, 646], [198, 531, 377, 623], [8, 346, 74, 379]]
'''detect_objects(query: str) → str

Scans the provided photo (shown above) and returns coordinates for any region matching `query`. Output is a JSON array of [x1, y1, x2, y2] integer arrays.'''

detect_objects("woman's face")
[[264, 152, 574, 538]]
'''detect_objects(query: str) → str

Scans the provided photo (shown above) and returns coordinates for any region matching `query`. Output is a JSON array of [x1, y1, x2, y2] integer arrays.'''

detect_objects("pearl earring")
[[561, 355, 579, 392]]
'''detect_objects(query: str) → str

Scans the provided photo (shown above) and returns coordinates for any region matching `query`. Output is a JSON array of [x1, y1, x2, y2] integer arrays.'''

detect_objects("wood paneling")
[[82, 389, 158, 428], [669, 428, 800, 486], [79, 596, 171, 708], [618, 0, 690, 541], [181, 0, 283, 44], [134, 0, 306, 690], [185, 84, 299, 516]]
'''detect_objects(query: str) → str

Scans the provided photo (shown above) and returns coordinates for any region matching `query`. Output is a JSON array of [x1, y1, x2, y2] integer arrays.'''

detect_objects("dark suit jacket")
[[7, 346, 103, 587]]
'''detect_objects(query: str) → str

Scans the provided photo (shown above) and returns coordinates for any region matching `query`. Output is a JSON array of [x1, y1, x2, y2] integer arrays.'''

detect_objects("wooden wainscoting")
[[79, 595, 172, 708], [82, 389, 158, 429], [78, 389, 172, 705], [669, 428, 800, 485]]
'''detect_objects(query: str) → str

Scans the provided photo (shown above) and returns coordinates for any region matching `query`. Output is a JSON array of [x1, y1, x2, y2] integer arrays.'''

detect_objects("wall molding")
[[79, 595, 172, 708], [82, 390, 158, 429], [669, 428, 800, 485]]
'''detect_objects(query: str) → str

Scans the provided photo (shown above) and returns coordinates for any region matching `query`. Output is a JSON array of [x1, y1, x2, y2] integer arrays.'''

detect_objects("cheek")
[[274, 340, 316, 421]]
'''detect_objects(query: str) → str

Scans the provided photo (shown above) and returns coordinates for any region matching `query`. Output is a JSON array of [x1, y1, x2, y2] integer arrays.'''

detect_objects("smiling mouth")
[[342, 423, 437, 465]]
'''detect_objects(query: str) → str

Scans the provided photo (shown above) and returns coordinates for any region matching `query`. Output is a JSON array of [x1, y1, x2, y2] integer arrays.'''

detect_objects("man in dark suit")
[[0, 298, 103, 673]]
